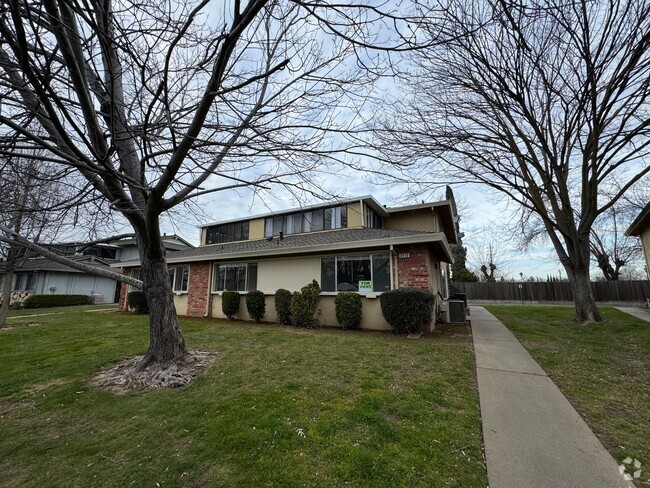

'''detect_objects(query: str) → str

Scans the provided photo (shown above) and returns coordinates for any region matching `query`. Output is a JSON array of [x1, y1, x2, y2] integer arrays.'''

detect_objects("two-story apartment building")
[[116, 196, 458, 330]]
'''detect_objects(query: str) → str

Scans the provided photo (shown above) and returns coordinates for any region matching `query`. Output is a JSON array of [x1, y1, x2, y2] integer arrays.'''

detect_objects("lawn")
[[486, 306, 650, 476], [0, 311, 486, 488]]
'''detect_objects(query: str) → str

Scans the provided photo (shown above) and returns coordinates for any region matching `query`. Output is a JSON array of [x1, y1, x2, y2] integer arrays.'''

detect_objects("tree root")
[[90, 350, 218, 393]]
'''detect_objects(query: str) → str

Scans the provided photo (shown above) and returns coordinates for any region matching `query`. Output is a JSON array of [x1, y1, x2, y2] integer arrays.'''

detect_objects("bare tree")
[[0, 156, 69, 327], [0, 1, 415, 369], [375, 0, 650, 322], [590, 207, 642, 281]]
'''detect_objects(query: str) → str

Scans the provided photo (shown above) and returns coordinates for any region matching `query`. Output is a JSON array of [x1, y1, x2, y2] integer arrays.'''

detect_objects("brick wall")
[[118, 269, 128, 310], [395, 244, 433, 290], [187, 262, 211, 316]]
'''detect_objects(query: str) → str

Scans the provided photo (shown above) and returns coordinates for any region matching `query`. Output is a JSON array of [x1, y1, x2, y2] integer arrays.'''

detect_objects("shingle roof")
[[12, 256, 116, 273], [116, 227, 453, 266]]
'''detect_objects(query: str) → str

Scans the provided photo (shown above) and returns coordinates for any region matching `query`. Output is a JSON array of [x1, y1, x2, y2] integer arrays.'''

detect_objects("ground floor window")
[[169, 266, 189, 293], [13, 273, 37, 291], [212, 263, 257, 292], [321, 253, 391, 293]]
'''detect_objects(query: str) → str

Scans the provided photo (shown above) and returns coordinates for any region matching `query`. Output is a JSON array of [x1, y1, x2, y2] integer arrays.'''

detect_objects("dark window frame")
[[205, 221, 250, 244], [320, 253, 392, 293]]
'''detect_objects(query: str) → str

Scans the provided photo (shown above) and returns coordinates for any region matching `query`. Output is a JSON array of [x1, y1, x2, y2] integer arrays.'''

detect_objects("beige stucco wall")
[[173, 294, 188, 315], [249, 218, 265, 240], [208, 293, 391, 330], [256, 256, 321, 293], [347, 202, 363, 228], [642, 228, 650, 278], [384, 208, 439, 233]]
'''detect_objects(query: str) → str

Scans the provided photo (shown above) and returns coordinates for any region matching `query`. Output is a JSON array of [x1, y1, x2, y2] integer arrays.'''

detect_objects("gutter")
[[113, 233, 455, 268]]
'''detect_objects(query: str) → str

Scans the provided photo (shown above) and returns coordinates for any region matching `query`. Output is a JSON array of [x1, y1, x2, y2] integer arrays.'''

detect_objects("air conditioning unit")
[[90, 294, 104, 304], [448, 299, 467, 324]]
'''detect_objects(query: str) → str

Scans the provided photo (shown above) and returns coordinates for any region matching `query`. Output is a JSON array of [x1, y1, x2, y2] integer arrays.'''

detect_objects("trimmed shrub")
[[23, 294, 91, 309], [275, 288, 292, 325], [126, 291, 149, 314], [222, 291, 240, 320], [335, 292, 363, 330], [290, 280, 321, 328], [379, 288, 435, 333], [245, 290, 266, 322]]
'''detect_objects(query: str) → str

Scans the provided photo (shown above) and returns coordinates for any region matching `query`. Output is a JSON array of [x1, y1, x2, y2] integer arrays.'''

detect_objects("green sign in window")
[[358, 280, 372, 292]]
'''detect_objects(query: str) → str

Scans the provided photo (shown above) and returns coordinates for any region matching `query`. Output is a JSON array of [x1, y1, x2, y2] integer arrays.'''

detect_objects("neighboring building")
[[116, 196, 458, 330], [626, 202, 650, 279], [0, 235, 193, 304]]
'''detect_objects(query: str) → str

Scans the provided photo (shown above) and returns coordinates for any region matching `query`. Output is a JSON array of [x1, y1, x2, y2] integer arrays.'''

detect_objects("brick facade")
[[186, 262, 211, 316], [395, 244, 433, 290], [118, 269, 129, 310]]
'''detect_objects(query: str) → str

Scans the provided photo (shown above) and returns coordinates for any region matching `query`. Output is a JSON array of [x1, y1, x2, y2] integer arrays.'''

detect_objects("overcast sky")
[[157, 169, 627, 281]]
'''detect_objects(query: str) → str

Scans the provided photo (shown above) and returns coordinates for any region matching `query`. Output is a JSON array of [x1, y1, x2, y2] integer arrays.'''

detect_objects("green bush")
[[222, 291, 240, 320], [290, 280, 321, 328], [275, 288, 292, 325], [335, 292, 363, 330], [23, 294, 91, 309], [379, 288, 435, 333], [245, 290, 266, 322], [126, 291, 149, 314]]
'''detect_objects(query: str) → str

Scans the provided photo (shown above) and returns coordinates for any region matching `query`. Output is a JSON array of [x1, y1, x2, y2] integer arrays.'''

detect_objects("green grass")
[[0, 311, 486, 488], [486, 306, 650, 473]]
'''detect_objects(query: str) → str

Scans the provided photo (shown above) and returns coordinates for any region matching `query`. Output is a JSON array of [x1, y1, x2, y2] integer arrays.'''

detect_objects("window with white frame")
[[169, 265, 189, 293], [212, 263, 257, 292], [264, 205, 348, 238], [128, 268, 141, 291], [321, 253, 391, 293]]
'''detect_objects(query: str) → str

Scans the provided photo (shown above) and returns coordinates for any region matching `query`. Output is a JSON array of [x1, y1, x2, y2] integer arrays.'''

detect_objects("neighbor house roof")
[[114, 228, 454, 267], [626, 201, 650, 236], [11, 255, 115, 273]]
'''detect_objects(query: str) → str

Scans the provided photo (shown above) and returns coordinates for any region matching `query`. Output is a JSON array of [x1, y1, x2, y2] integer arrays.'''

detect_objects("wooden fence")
[[450, 280, 650, 303]]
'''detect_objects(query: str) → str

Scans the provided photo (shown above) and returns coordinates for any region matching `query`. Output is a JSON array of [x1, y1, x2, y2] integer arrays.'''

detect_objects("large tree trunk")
[[565, 266, 603, 323], [0, 267, 14, 328], [135, 232, 186, 366]]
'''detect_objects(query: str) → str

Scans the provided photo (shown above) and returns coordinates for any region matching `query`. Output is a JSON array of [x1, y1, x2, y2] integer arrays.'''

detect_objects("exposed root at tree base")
[[90, 350, 218, 394]]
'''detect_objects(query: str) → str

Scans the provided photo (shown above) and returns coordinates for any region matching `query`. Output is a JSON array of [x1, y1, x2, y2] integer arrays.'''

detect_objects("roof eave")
[[113, 233, 453, 268], [625, 202, 650, 236]]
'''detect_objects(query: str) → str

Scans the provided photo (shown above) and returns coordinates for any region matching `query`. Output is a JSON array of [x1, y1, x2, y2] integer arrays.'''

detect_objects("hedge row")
[[23, 294, 91, 309]]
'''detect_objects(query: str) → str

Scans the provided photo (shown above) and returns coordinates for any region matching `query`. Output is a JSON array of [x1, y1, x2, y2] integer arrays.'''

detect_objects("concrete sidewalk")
[[615, 306, 650, 323], [471, 306, 632, 488]]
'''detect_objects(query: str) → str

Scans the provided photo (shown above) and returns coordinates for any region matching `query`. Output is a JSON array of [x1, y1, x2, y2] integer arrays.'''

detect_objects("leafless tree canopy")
[[375, 0, 650, 321], [0, 0, 418, 365]]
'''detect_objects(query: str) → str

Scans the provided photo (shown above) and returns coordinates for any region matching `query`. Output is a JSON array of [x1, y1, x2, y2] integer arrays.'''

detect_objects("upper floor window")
[[365, 207, 382, 229], [169, 266, 189, 293], [264, 205, 347, 237], [212, 263, 257, 292], [205, 221, 249, 245]]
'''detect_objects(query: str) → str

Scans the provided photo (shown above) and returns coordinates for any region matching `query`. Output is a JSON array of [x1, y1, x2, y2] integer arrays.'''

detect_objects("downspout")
[[390, 244, 398, 289], [203, 262, 214, 318]]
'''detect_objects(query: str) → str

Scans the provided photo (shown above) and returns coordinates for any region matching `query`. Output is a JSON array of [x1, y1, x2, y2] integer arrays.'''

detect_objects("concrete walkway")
[[615, 306, 650, 323], [471, 306, 632, 488]]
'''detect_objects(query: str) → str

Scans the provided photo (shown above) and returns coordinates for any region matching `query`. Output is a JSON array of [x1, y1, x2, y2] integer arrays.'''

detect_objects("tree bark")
[[135, 233, 186, 365], [0, 267, 14, 328], [565, 267, 602, 323]]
